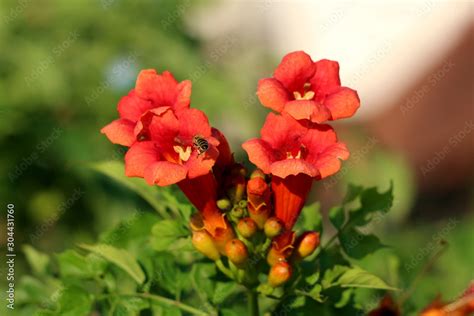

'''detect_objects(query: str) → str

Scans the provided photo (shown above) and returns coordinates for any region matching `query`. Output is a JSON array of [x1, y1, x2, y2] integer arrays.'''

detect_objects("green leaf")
[[56, 250, 90, 279], [321, 265, 349, 289], [305, 271, 320, 285], [360, 182, 394, 213], [153, 253, 183, 296], [57, 286, 93, 316], [90, 161, 172, 218], [212, 282, 237, 305], [79, 244, 145, 284], [190, 262, 217, 301], [339, 227, 385, 259], [343, 183, 364, 204], [334, 288, 353, 308], [329, 206, 345, 230], [114, 297, 149, 316], [336, 266, 399, 291], [22, 245, 49, 276], [298, 202, 323, 233], [349, 183, 393, 227], [150, 220, 189, 251], [309, 284, 324, 302]]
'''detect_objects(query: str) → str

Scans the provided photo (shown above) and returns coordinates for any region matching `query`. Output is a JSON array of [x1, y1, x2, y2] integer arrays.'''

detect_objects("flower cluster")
[[102, 51, 359, 289]]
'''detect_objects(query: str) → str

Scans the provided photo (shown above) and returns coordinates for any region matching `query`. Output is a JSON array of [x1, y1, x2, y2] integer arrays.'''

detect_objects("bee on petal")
[[193, 135, 209, 156]]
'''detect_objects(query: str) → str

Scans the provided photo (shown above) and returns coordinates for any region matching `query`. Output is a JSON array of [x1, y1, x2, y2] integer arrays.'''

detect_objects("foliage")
[[13, 162, 401, 315]]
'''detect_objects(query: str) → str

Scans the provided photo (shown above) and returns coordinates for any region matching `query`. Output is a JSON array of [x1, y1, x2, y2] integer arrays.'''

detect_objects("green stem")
[[138, 293, 208, 316], [101, 293, 207, 316], [216, 258, 234, 280], [247, 289, 259, 316]]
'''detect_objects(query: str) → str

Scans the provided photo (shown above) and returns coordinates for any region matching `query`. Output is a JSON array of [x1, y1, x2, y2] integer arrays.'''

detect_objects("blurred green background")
[[0, 0, 472, 315]]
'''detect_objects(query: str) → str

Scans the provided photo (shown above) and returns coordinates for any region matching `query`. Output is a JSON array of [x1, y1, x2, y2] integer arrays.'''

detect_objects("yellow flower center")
[[293, 82, 314, 100], [286, 150, 302, 159], [173, 145, 192, 163]]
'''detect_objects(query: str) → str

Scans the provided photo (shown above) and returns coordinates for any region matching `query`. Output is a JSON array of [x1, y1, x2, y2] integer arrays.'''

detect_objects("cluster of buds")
[[102, 51, 359, 290]]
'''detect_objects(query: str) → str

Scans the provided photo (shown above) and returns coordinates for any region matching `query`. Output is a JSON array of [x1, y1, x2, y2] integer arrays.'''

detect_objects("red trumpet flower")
[[101, 69, 191, 146], [123, 107, 226, 235], [242, 113, 349, 229], [257, 51, 359, 123]]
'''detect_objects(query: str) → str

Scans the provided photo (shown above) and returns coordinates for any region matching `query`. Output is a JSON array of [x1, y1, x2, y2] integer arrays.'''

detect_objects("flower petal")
[[147, 108, 180, 146], [257, 78, 289, 112], [283, 100, 331, 123], [274, 51, 316, 91], [242, 139, 275, 174], [186, 140, 219, 179], [269, 158, 319, 178], [260, 113, 306, 149], [117, 90, 154, 122], [299, 124, 349, 179], [177, 108, 212, 141], [310, 59, 341, 96], [101, 119, 135, 146], [124, 141, 160, 178], [144, 161, 187, 186], [324, 87, 360, 120], [135, 69, 179, 107], [314, 142, 349, 179], [175, 80, 192, 110]]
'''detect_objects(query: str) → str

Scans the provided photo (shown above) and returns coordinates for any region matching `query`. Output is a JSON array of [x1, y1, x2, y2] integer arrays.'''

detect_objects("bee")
[[193, 135, 209, 156]]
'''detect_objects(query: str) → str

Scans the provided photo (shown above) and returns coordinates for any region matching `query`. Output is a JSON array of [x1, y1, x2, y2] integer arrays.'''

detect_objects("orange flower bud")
[[294, 232, 320, 259], [225, 239, 248, 268], [266, 231, 295, 266], [264, 217, 283, 238], [212, 224, 236, 255], [250, 169, 265, 179], [268, 261, 292, 287], [237, 217, 258, 238], [247, 171, 271, 229], [192, 230, 220, 261]]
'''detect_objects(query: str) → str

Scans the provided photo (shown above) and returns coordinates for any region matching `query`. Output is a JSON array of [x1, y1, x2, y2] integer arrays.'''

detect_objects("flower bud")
[[247, 173, 271, 228], [266, 232, 295, 266], [294, 232, 320, 259], [231, 207, 245, 219], [268, 262, 292, 288], [225, 239, 248, 268], [189, 213, 205, 231], [226, 164, 246, 203], [212, 224, 236, 255], [237, 217, 257, 238], [264, 217, 283, 238], [217, 198, 232, 211], [250, 169, 266, 179], [192, 230, 220, 261]]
